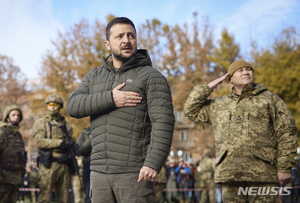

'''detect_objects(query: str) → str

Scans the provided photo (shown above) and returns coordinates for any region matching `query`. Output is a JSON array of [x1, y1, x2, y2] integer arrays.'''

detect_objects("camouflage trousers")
[[222, 182, 280, 203], [0, 182, 19, 203], [200, 179, 215, 203], [37, 162, 71, 203], [72, 175, 85, 203], [28, 183, 37, 203], [155, 182, 165, 203]]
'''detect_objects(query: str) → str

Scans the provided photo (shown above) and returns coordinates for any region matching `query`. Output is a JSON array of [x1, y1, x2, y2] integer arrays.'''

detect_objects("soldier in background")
[[27, 160, 38, 203], [78, 126, 91, 203], [31, 94, 74, 203], [184, 59, 298, 202], [72, 156, 84, 203], [155, 163, 167, 203], [0, 105, 27, 203], [198, 149, 215, 203], [194, 156, 203, 203]]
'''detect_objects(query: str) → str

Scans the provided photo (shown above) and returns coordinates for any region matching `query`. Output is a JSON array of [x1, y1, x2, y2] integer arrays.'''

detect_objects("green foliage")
[[37, 18, 112, 137], [161, 14, 215, 110], [252, 26, 300, 138], [29, 14, 300, 142], [138, 18, 163, 69], [209, 28, 240, 72], [0, 54, 27, 116]]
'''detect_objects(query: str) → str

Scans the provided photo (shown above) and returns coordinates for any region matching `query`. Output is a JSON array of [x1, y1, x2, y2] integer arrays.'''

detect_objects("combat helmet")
[[3, 104, 23, 123], [203, 148, 211, 156], [45, 94, 64, 108]]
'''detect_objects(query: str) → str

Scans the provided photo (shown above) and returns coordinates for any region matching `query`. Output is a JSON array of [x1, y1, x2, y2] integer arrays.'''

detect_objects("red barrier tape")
[[19, 186, 300, 192]]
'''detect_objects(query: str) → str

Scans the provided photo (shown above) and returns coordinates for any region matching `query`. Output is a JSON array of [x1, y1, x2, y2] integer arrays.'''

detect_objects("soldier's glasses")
[[47, 102, 59, 108]]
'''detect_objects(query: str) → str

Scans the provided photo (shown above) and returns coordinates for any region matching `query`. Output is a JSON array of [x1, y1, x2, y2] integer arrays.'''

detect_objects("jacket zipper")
[[106, 73, 115, 173]]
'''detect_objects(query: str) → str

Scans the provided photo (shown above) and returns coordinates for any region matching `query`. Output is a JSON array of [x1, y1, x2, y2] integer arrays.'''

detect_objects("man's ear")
[[104, 41, 111, 51]]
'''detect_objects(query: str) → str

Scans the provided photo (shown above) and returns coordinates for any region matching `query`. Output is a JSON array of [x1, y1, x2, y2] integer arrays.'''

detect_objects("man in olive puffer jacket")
[[67, 17, 175, 203]]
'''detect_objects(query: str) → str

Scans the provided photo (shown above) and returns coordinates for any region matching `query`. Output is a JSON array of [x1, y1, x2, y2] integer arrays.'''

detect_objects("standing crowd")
[[155, 151, 219, 203], [0, 16, 299, 203]]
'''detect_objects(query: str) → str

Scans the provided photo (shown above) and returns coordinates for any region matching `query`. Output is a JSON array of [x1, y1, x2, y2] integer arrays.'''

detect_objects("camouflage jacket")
[[184, 83, 298, 183], [198, 156, 215, 180], [156, 166, 167, 183], [31, 115, 73, 157], [0, 121, 25, 185]]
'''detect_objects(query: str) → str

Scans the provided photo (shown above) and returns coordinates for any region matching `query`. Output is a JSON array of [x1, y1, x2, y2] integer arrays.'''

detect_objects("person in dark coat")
[[67, 17, 175, 203]]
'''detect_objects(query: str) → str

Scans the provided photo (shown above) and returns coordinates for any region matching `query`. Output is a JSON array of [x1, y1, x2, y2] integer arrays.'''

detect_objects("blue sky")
[[0, 0, 299, 79]]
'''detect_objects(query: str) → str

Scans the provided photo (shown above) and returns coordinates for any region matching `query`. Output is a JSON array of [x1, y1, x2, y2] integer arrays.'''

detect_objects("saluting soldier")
[[184, 59, 297, 203]]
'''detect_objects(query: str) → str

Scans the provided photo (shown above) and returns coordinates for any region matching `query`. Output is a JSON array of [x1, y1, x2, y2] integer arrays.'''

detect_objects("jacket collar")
[[229, 83, 268, 98], [102, 49, 152, 72], [0, 121, 19, 134]]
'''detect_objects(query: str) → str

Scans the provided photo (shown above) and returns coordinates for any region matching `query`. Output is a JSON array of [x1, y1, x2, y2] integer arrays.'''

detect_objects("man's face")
[[105, 23, 137, 63], [47, 102, 59, 111], [230, 67, 254, 87], [7, 110, 21, 124]]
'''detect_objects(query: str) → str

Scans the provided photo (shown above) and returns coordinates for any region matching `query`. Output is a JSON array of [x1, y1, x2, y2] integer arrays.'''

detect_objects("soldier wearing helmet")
[[31, 94, 74, 203], [0, 104, 27, 202]]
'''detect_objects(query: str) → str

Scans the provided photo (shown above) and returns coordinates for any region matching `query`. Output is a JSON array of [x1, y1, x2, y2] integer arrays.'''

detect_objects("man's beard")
[[112, 52, 132, 63], [111, 45, 136, 63]]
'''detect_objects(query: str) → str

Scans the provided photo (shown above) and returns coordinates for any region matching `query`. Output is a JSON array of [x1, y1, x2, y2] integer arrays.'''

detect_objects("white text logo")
[[237, 187, 291, 196]]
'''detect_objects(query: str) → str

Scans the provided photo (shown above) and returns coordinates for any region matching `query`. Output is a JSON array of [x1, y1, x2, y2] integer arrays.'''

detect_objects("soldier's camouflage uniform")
[[32, 114, 73, 203], [184, 83, 298, 203], [198, 154, 215, 203], [0, 105, 26, 203], [155, 166, 167, 203], [27, 163, 38, 203], [72, 157, 84, 203]]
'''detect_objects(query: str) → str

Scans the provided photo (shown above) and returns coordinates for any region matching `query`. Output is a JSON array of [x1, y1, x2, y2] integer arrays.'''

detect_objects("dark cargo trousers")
[[90, 171, 155, 203]]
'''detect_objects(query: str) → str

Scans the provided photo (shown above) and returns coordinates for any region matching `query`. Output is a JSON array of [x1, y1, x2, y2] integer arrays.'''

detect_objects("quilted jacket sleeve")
[[66, 69, 116, 118], [142, 70, 175, 173]]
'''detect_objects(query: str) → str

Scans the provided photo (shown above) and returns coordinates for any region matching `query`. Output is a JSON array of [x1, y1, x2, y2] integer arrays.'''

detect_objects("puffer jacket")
[[184, 83, 297, 183], [67, 49, 175, 174]]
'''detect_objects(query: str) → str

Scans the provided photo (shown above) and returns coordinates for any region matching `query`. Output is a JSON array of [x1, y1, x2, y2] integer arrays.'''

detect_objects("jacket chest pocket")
[[247, 104, 273, 142], [212, 109, 231, 144], [118, 77, 146, 99], [51, 126, 65, 140]]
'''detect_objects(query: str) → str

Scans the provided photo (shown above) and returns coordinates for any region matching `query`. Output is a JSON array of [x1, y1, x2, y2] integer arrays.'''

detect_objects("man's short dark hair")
[[106, 17, 136, 41]]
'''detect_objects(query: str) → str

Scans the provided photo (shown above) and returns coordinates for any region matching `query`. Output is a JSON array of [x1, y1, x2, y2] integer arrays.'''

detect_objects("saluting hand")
[[112, 83, 142, 107], [208, 73, 229, 90]]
